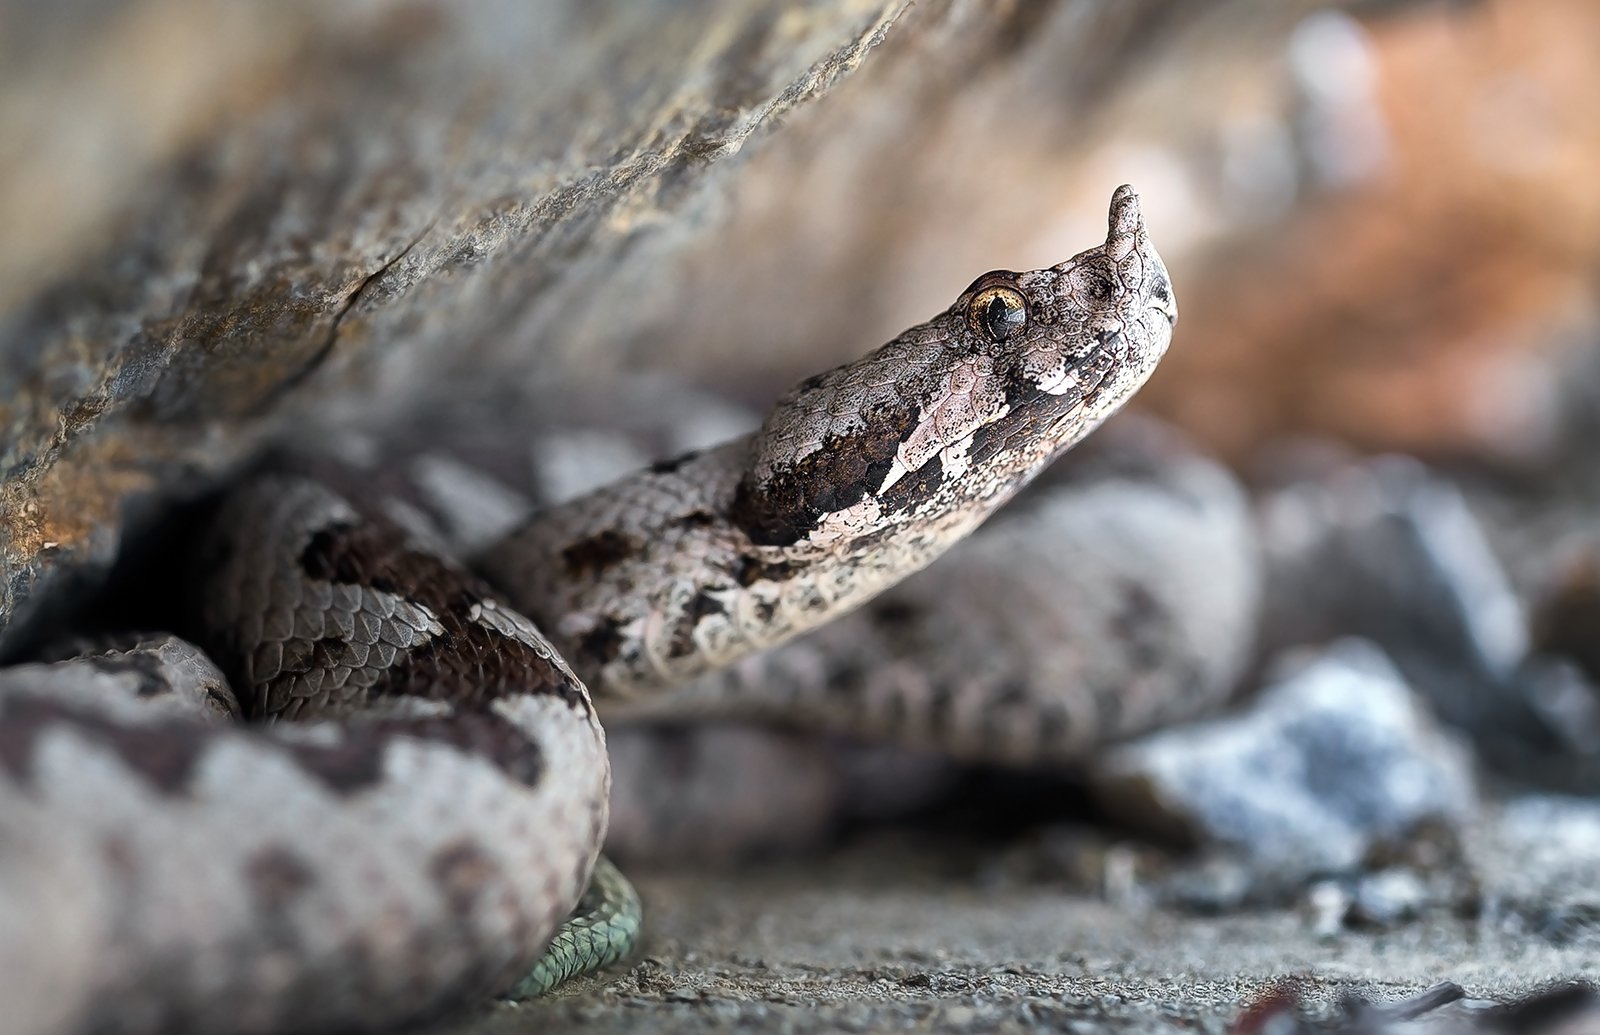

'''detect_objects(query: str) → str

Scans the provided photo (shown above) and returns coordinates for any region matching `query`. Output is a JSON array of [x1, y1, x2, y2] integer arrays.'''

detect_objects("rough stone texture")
[[584, 0, 1345, 390], [2, 0, 918, 652]]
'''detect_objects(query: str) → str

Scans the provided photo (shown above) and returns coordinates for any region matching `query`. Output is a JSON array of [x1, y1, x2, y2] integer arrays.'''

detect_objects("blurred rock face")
[[612, 0, 1600, 465], [6, 0, 1599, 645], [0, 1, 916, 648]]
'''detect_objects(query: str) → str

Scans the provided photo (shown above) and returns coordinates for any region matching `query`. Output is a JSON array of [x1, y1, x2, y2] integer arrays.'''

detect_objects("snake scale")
[[0, 186, 1178, 1035]]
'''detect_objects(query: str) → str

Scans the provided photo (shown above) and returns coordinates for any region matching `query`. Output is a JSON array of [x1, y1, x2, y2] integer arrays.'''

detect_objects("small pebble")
[[1306, 881, 1350, 940], [1349, 868, 1429, 928]]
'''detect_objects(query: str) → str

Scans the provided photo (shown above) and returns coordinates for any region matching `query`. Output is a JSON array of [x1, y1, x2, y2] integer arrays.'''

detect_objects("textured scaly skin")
[[507, 856, 641, 999], [0, 186, 1174, 1035]]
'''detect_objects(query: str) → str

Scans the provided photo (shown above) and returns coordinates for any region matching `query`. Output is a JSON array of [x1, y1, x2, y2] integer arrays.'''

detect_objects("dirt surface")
[[426, 836, 1594, 1034]]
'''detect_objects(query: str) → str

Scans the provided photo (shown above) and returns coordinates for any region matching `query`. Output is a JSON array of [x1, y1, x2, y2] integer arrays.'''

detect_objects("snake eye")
[[968, 285, 1029, 343]]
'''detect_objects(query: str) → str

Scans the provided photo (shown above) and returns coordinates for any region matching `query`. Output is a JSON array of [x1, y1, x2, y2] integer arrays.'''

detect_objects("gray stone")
[[1259, 457, 1537, 741], [1347, 868, 1431, 929], [1093, 640, 1478, 884]]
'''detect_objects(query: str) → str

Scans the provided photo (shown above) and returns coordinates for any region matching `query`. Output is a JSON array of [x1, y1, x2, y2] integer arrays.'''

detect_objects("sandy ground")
[[426, 834, 1596, 1034]]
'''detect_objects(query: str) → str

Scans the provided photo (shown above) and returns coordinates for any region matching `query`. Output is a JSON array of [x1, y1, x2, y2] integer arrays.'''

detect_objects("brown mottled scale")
[[0, 484, 609, 1035], [205, 481, 586, 720]]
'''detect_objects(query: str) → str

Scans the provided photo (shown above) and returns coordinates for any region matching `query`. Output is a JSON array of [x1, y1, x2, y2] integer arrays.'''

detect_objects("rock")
[[0, 1, 918, 653], [1499, 666, 1600, 794], [1259, 457, 1527, 693], [1092, 640, 1478, 888], [1301, 869, 1431, 938], [1259, 457, 1552, 749], [1260, 454, 1600, 788], [1347, 868, 1430, 929], [1304, 880, 1353, 939]]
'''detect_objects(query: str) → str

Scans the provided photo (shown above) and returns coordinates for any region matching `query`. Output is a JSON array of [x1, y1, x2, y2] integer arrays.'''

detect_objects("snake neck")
[[478, 436, 954, 700]]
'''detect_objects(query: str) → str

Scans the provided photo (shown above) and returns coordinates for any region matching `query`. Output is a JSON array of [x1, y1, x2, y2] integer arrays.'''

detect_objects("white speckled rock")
[[1093, 639, 1478, 880]]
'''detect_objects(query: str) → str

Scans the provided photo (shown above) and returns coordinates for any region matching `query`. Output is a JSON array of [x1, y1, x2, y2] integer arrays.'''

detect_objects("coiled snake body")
[[0, 187, 1176, 1035]]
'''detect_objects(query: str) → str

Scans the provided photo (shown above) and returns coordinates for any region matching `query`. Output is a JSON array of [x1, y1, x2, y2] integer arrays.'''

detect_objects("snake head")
[[734, 185, 1176, 550], [974, 183, 1176, 436]]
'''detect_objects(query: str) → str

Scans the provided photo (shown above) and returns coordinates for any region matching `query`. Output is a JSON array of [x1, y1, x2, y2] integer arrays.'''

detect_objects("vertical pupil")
[[984, 294, 1022, 339]]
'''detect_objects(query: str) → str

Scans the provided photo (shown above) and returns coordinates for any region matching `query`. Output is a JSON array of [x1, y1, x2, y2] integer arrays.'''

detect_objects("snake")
[[0, 185, 1178, 1035]]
